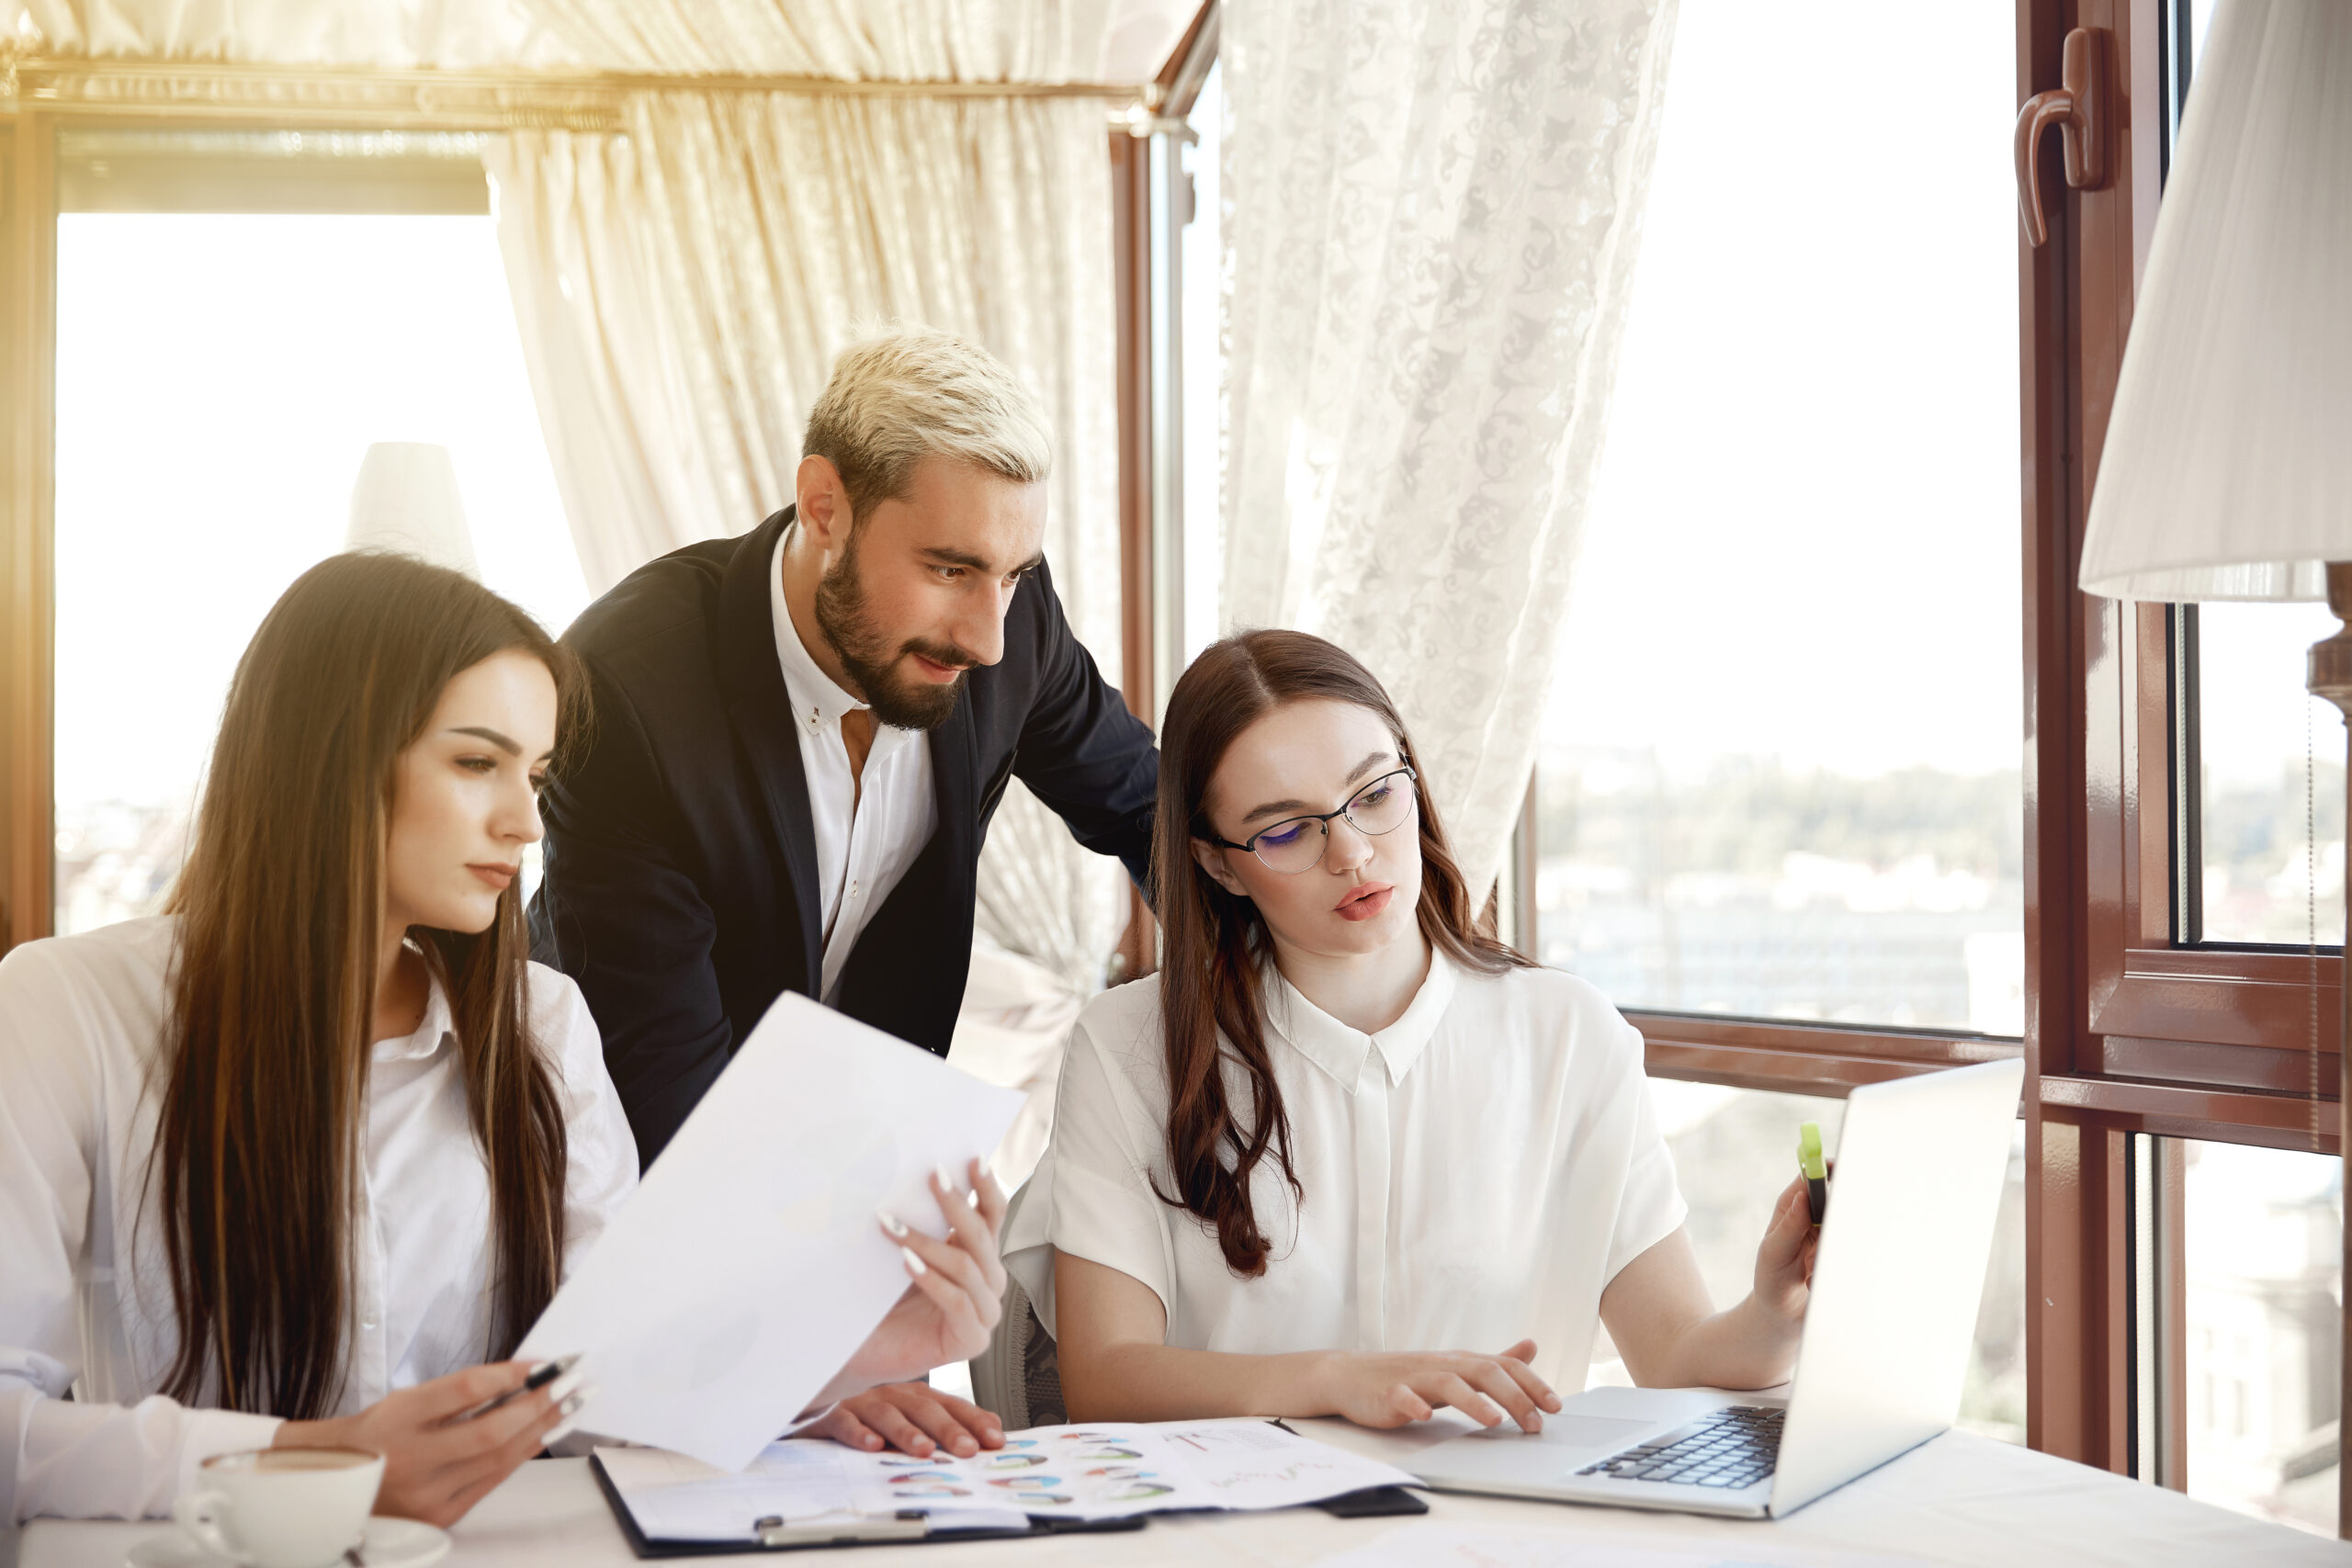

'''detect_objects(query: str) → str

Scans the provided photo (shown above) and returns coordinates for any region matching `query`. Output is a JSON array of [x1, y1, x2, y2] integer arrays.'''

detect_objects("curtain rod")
[[0, 57, 1158, 133]]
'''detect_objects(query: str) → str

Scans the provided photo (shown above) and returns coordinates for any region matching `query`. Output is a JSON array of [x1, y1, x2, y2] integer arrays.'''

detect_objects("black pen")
[[445, 1352, 580, 1427]]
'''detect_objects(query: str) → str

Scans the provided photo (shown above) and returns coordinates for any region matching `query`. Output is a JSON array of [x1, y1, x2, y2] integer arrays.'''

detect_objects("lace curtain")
[[485, 84, 1127, 1024], [1220, 0, 1680, 899]]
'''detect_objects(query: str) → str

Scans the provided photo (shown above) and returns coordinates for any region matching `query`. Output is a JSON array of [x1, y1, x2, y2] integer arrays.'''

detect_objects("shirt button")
[[848, 880, 860, 897], [360, 1315, 379, 1332]]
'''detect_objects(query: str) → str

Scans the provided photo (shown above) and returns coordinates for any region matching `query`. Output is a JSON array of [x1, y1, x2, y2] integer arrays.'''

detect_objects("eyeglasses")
[[1207, 767, 1419, 874]]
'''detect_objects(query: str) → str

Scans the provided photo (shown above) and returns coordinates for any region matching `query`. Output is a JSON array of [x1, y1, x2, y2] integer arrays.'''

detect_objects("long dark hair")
[[1152, 630, 1527, 1277], [151, 552, 587, 1418]]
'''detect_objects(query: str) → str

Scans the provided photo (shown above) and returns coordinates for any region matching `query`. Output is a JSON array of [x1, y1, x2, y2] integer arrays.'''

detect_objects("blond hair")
[[802, 325, 1054, 525]]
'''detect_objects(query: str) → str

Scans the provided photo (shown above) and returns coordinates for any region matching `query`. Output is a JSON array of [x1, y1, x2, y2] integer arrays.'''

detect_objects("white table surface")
[[19, 1416, 2348, 1567]]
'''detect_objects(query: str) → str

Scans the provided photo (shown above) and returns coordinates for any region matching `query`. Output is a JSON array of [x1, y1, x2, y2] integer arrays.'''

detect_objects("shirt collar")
[[1263, 947, 1461, 1093], [770, 525, 870, 735], [371, 965, 453, 1064]]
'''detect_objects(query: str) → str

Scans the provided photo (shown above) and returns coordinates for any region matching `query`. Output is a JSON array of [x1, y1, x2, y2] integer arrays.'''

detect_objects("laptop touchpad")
[[1544, 1416, 1654, 1450], [1466, 1414, 1653, 1451]]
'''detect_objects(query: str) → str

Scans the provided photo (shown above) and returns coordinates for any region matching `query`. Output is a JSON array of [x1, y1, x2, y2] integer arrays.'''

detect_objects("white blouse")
[[0, 917, 639, 1524], [1004, 952, 1687, 1393]]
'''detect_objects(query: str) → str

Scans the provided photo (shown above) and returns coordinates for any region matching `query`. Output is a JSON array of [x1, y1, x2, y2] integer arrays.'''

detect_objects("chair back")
[[967, 1182, 1065, 1428]]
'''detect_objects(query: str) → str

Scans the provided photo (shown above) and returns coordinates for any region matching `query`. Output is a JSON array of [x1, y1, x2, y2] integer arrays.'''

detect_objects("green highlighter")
[[1798, 1122, 1828, 1224]]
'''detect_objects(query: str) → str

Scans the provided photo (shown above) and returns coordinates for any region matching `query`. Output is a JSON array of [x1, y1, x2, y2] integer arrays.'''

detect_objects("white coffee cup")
[[172, 1447, 385, 1568]]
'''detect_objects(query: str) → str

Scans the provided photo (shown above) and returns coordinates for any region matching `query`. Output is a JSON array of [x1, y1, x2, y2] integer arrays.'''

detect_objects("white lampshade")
[[345, 442, 479, 577], [2076, 0, 2352, 604]]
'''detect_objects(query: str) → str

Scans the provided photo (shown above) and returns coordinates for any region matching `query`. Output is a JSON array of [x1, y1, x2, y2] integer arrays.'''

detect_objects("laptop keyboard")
[[1576, 1404, 1783, 1491]]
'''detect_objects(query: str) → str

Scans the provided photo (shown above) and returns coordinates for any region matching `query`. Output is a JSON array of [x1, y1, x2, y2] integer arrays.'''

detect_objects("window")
[[2189, 603, 2345, 947], [1532, 0, 2023, 1034], [51, 165, 582, 933], [2183, 1140, 2339, 1535]]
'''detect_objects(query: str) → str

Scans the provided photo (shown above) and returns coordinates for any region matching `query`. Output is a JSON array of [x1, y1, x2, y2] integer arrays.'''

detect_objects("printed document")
[[519, 993, 1023, 1470], [595, 1419, 1425, 1535]]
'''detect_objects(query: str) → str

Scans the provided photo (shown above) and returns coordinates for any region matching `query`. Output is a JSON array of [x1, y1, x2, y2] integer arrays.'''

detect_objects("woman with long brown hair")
[[0, 554, 1008, 1528], [1006, 630, 1818, 1429]]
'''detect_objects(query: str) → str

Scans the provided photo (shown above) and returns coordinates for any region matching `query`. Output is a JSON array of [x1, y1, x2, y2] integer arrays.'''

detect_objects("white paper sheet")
[[595, 1420, 1424, 1537], [1307, 1523, 1932, 1568], [594, 1445, 1030, 1540], [519, 993, 1023, 1471]]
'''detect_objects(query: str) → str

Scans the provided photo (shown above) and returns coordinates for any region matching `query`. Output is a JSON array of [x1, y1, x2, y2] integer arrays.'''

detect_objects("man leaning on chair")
[[529, 326, 1159, 1462]]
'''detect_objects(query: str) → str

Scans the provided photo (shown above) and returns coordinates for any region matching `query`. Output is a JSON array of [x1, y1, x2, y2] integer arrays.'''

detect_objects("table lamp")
[[2072, 0, 2352, 1527], [345, 441, 479, 577]]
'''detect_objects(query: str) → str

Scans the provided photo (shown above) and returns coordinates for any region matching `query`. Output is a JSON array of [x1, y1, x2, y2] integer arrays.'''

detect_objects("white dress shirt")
[[770, 530, 939, 1004], [0, 916, 639, 1524], [1004, 953, 1688, 1393]]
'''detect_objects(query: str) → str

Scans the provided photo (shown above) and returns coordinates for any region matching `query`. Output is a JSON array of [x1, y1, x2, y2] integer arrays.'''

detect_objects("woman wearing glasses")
[[1004, 630, 1816, 1429]]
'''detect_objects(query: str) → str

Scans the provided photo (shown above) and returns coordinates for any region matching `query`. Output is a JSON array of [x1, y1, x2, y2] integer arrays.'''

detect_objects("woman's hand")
[[1311, 1339, 1561, 1433], [815, 1160, 1009, 1405], [1753, 1172, 1820, 1324], [273, 1360, 590, 1527]]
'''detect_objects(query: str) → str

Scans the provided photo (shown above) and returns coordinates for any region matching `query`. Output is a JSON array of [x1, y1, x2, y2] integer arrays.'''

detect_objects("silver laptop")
[[1411, 1055, 2022, 1519]]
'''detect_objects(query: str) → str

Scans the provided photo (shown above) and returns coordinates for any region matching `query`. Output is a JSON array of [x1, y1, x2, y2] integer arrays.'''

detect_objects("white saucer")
[[127, 1517, 451, 1568]]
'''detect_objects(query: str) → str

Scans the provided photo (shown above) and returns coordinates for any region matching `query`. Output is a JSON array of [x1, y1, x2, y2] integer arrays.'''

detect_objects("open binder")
[[590, 1420, 1426, 1558], [590, 1451, 1145, 1556]]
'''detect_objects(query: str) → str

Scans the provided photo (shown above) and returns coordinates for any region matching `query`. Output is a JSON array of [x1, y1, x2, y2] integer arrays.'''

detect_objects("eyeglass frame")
[[1203, 765, 1419, 873]]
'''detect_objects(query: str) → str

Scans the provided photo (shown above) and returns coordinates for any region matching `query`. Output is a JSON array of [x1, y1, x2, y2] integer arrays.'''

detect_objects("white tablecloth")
[[17, 1416, 2346, 1567]]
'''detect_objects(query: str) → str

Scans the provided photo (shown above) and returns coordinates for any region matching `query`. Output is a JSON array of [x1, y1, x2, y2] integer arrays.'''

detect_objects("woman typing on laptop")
[[0, 556, 1009, 1529], [1006, 631, 1815, 1431]]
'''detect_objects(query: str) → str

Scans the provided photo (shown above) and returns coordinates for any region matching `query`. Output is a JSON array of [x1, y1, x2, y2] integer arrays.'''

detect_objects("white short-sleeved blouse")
[[0, 916, 639, 1524], [1003, 951, 1687, 1393]]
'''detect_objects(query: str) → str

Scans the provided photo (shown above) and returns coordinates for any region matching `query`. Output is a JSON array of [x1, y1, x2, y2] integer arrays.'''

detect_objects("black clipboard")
[[589, 1450, 1149, 1557]]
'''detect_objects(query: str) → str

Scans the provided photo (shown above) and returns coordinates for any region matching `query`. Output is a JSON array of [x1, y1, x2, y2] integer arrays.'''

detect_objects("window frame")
[[1509, 0, 2339, 1489]]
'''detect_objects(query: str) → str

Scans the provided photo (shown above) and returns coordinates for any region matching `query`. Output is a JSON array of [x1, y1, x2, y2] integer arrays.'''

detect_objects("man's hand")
[[804, 1382, 1006, 1458]]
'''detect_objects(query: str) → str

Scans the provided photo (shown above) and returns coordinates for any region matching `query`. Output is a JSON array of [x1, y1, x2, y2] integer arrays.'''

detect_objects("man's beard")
[[812, 536, 973, 731]]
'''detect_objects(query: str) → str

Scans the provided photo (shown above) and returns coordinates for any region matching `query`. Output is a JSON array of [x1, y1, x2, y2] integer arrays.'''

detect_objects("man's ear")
[[796, 455, 851, 550], [1191, 836, 1250, 898]]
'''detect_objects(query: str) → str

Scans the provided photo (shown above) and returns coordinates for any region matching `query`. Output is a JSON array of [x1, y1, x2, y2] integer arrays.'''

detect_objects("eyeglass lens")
[[1251, 772, 1416, 873]]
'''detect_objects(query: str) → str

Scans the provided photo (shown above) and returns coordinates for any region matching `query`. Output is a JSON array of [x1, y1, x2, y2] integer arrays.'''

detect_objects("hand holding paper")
[[854, 1159, 1012, 1388], [518, 993, 1024, 1471]]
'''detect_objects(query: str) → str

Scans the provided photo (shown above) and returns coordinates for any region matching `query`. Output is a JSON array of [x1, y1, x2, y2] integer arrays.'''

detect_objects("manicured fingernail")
[[877, 1210, 909, 1237], [902, 1246, 927, 1276], [546, 1369, 585, 1405], [564, 1383, 596, 1416], [543, 1419, 577, 1447], [934, 1163, 956, 1193]]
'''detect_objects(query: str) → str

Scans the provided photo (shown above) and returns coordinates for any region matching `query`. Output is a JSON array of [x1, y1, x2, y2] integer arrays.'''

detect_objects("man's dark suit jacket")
[[530, 506, 1159, 1165]]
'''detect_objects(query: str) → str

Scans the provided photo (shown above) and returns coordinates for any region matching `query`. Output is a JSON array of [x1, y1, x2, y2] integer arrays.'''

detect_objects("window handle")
[[2015, 27, 2111, 248]]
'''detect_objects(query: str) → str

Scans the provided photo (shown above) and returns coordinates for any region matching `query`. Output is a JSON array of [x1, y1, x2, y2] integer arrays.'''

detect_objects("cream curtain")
[[484, 82, 1127, 1030], [1220, 0, 1680, 900]]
